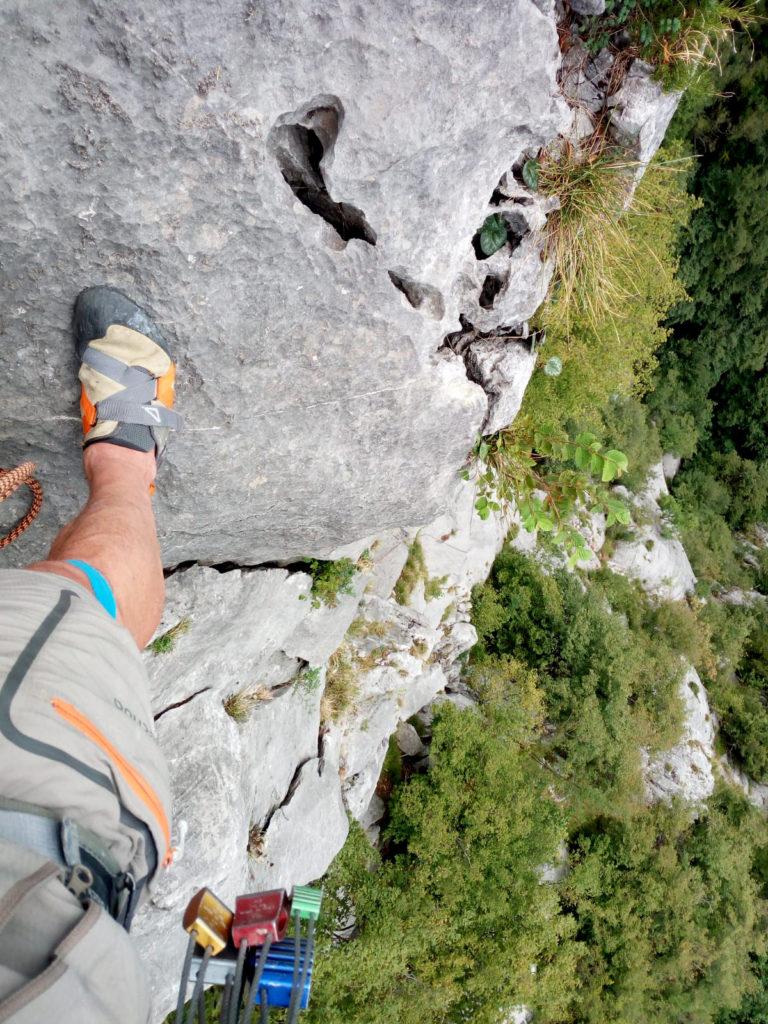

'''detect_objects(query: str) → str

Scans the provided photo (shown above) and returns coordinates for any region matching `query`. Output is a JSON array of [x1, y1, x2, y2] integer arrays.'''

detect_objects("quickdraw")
[[0, 462, 43, 548], [177, 884, 322, 1024]]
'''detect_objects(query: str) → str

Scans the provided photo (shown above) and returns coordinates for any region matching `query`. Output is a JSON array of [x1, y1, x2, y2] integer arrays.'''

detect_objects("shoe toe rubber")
[[73, 286, 171, 359]]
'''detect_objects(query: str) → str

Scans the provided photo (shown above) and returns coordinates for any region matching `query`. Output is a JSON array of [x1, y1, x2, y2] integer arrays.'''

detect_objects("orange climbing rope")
[[0, 462, 43, 549]]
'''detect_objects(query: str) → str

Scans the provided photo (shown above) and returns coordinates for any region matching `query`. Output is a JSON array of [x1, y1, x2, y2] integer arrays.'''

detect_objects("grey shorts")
[[0, 569, 172, 886]]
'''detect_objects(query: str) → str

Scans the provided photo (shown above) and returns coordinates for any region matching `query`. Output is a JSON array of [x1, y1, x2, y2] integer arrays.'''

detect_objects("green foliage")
[[708, 601, 768, 782], [463, 421, 630, 566], [575, 0, 759, 87], [308, 548, 767, 1024], [297, 665, 322, 693], [471, 548, 685, 816], [717, 956, 768, 1023], [478, 213, 508, 256], [306, 557, 357, 608], [648, 23, 768, 464], [148, 617, 190, 655], [307, 695, 575, 1024], [591, 396, 663, 492], [560, 787, 767, 1023], [524, 144, 695, 431]]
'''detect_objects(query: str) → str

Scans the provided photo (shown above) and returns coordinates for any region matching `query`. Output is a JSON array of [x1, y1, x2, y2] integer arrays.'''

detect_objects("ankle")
[[83, 443, 157, 489]]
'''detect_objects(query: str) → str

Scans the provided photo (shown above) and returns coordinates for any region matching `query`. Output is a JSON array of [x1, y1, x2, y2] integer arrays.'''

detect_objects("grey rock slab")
[[247, 681, 322, 829], [608, 465, 696, 601], [395, 721, 426, 757], [248, 755, 349, 893], [465, 337, 537, 434], [570, 0, 607, 15], [0, 0, 567, 568], [144, 565, 310, 714], [454, 234, 555, 335], [336, 661, 448, 819], [607, 60, 681, 170], [132, 691, 254, 1019], [662, 452, 682, 481], [282, 572, 367, 665], [644, 666, 715, 804]]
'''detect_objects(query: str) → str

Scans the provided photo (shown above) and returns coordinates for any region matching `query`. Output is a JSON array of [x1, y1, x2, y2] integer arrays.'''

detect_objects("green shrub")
[[307, 695, 574, 1024], [709, 602, 768, 781], [306, 557, 358, 608], [464, 422, 630, 566], [648, 23, 768, 464], [560, 787, 767, 1023], [471, 548, 684, 816]]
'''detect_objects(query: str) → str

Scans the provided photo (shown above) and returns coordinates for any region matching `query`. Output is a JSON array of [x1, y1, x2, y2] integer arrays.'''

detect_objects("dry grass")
[[222, 685, 273, 723], [650, 0, 761, 76], [321, 644, 359, 723], [148, 617, 190, 656]]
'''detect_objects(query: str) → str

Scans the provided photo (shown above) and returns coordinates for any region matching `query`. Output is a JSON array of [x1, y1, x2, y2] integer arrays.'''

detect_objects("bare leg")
[[27, 444, 164, 649]]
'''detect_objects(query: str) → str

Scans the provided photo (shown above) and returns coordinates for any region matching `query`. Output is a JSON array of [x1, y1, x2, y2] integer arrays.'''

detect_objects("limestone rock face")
[[0, 0, 568, 568], [608, 462, 696, 601], [644, 667, 716, 805], [607, 60, 682, 169]]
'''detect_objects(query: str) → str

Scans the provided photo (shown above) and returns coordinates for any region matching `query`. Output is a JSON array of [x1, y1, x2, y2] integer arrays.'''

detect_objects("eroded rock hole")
[[388, 269, 445, 320], [269, 96, 376, 246], [478, 273, 505, 310]]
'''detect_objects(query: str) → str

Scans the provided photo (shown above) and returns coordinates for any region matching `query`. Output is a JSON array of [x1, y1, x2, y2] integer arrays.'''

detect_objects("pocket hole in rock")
[[269, 95, 376, 247]]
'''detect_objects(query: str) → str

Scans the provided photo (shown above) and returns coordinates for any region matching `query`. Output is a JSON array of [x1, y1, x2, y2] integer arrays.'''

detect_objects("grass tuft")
[[148, 617, 190, 656]]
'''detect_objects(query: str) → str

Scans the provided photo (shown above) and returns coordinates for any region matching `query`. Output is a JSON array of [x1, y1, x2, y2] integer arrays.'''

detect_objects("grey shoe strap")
[[96, 398, 182, 429], [83, 343, 182, 433], [81, 345, 152, 386]]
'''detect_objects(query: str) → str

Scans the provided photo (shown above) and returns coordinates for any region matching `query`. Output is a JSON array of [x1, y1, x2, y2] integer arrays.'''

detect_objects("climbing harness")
[[0, 462, 42, 548], [177, 884, 321, 1023]]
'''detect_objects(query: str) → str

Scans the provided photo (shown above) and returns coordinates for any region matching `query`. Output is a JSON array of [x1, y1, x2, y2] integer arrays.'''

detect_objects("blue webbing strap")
[[66, 559, 118, 619]]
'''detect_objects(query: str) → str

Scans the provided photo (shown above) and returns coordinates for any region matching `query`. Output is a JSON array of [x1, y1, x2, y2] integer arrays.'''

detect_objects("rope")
[[0, 462, 42, 549]]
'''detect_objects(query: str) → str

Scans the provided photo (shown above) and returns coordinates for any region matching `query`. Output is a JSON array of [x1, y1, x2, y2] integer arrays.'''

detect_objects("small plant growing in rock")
[[223, 685, 273, 723], [394, 537, 448, 605], [463, 421, 631, 566], [477, 213, 508, 257], [424, 575, 448, 601], [321, 644, 359, 722], [297, 665, 322, 694], [303, 557, 358, 608], [148, 617, 190, 656], [394, 537, 428, 604]]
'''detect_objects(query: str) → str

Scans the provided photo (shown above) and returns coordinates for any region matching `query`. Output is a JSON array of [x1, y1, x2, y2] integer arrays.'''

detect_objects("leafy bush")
[[471, 548, 685, 816], [560, 787, 767, 1023], [648, 23, 768, 463], [708, 601, 768, 781], [307, 695, 574, 1024], [464, 422, 630, 566], [306, 557, 358, 608]]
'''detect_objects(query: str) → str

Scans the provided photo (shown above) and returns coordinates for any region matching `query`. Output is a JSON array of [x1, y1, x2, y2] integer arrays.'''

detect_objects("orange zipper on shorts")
[[51, 697, 172, 865]]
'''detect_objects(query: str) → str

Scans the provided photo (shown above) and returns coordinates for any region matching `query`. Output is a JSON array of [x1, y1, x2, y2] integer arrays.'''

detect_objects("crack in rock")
[[269, 95, 377, 246], [441, 318, 540, 434], [255, 755, 314, 836], [153, 686, 211, 721]]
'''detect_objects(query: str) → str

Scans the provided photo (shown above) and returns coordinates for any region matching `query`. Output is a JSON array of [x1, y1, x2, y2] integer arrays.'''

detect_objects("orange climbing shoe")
[[73, 286, 181, 459]]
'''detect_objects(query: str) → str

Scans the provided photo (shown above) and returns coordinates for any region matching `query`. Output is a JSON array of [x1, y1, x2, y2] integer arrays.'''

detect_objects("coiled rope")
[[0, 462, 43, 548]]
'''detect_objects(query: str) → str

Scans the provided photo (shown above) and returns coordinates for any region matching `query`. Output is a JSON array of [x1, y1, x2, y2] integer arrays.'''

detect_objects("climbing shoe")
[[73, 285, 181, 458]]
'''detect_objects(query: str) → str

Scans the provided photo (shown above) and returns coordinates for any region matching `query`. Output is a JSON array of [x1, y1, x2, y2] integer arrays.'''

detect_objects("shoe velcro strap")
[[95, 398, 182, 430], [81, 346, 157, 386]]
